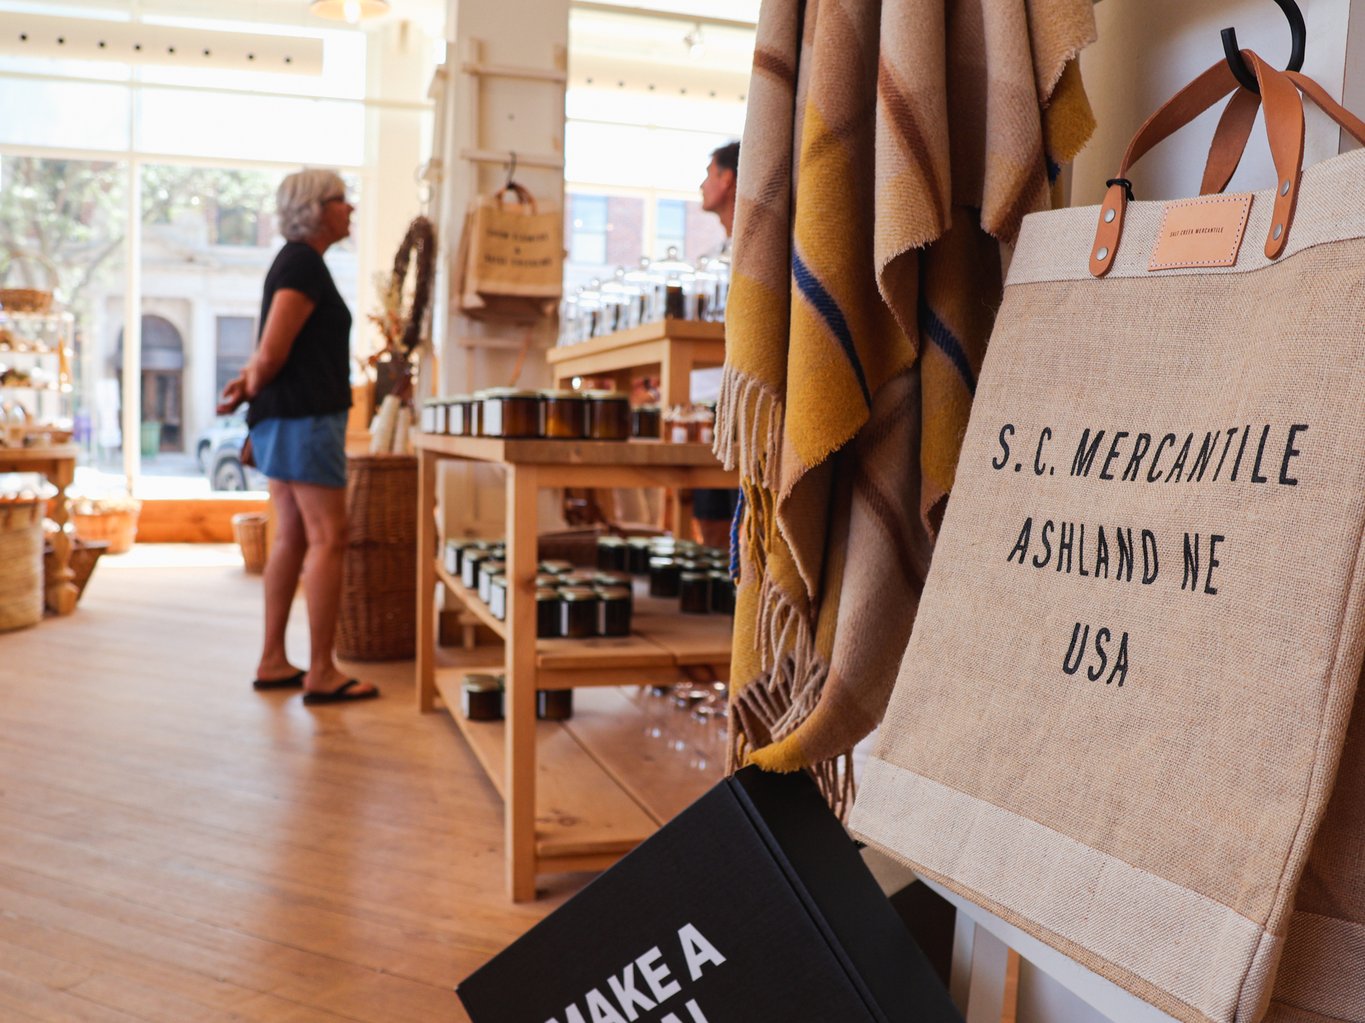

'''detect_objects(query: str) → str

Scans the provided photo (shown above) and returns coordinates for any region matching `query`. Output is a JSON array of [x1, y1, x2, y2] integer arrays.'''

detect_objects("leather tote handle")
[[1090, 50, 1304, 277], [1199, 68, 1365, 196]]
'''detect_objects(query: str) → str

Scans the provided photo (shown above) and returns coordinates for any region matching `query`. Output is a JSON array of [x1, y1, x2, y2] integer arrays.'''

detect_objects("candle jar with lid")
[[630, 404, 661, 439], [541, 389, 589, 439], [648, 555, 682, 597], [447, 395, 472, 436], [679, 571, 712, 614], [478, 559, 505, 603], [461, 548, 489, 590], [596, 585, 632, 636], [488, 574, 508, 620], [536, 587, 562, 638], [585, 390, 630, 441], [559, 586, 599, 639], [481, 388, 542, 438], [461, 673, 504, 721], [468, 391, 487, 436], [596, 536, 628, 571]]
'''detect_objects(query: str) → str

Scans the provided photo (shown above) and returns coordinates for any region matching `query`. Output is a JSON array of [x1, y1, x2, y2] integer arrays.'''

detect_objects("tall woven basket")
[[337, 454, 417, 661], [0, 498, 45, 632]]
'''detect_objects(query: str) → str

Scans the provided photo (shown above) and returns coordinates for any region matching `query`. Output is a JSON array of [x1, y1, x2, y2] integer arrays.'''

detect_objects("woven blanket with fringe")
[[716, 0, 1097, 814]]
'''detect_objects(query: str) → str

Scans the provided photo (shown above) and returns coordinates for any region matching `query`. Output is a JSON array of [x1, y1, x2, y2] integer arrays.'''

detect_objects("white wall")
[[1072, 0, 1353, 207]]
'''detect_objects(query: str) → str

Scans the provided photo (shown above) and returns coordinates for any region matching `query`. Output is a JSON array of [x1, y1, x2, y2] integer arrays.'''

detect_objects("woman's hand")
[[217, 375, 248, 414]]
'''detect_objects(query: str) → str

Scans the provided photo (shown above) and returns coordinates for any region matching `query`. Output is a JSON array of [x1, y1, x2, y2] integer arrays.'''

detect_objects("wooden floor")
[[0, 545, 727, 1022]]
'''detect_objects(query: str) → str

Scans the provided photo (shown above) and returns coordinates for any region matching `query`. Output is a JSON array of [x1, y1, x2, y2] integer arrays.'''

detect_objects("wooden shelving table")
[[415, 433, 736, 901], [544, 319, 725, 416], [0, 443, 79, 614]]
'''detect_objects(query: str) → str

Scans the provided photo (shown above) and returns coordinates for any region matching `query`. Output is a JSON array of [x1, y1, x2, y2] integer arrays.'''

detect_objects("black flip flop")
[[253, 670, 306, 691], [302, 679, 380, 705]]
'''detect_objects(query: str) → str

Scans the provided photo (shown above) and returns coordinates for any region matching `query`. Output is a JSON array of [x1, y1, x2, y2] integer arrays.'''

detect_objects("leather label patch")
[[1149, 193, 1254, 271]]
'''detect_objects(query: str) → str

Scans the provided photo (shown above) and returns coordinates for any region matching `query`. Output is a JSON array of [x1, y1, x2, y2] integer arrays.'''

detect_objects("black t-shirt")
[[246, 241, 353, 427]]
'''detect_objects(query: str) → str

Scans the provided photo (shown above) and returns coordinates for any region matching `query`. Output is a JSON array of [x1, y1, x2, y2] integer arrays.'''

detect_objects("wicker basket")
[[43, 536, 109, 608], [0, 498, 44, 632], [232, 512, 269, 574], [72, 506, 139, 554], [0, 288, 53, 313], [337, 454, 417, 661]]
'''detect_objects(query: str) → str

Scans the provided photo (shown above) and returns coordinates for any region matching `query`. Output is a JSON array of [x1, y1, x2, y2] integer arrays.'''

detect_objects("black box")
[[457, 766, 962, 1023]]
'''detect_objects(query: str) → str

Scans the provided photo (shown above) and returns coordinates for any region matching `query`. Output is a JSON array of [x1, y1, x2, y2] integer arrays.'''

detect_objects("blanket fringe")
[[714, 365, 785, 492]]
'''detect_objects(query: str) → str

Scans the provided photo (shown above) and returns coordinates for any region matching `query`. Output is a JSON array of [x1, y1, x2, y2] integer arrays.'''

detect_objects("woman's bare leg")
[[292, 481, 376, 696], [257, 479, 307, 681]]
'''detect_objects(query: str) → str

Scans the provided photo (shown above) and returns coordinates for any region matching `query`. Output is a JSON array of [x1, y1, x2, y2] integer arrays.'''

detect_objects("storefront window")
[[0, 154, 126, 478]]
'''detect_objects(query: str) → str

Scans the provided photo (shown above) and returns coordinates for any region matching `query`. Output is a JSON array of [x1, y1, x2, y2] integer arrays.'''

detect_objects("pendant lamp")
[[309, 0, 390, 24]]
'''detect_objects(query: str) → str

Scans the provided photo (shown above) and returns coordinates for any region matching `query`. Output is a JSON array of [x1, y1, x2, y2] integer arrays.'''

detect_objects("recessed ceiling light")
[[309, 0, 391, 24]]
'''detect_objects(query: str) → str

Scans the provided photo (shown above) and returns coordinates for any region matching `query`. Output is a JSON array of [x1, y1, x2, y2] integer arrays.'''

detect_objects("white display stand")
[[862, 848, 1180, 1023]]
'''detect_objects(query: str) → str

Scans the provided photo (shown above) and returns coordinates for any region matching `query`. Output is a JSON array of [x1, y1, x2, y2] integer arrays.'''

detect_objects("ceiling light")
[[309, 0, 391, 24], [683, 23, 704, 56]]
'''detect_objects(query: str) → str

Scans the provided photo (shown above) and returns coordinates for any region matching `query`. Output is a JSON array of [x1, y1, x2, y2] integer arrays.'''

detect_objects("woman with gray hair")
[[218, 168, 378, 704]]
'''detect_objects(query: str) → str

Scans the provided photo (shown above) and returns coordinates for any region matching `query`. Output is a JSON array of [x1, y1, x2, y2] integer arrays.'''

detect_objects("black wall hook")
[[1222, 0, 1307, 93], [504, 151, 518, 190]]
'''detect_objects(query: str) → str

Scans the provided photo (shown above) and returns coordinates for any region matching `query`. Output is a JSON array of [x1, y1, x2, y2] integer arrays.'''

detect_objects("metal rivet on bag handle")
[[1281, 179, 1291, 196], [1103, 208, 1116, 223], [1096, 246, 1109, 260], [1273, 223, 1283, 240]]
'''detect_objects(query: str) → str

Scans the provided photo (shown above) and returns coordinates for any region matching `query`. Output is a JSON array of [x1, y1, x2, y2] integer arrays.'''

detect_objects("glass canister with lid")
[[652, 246, 696, 320]]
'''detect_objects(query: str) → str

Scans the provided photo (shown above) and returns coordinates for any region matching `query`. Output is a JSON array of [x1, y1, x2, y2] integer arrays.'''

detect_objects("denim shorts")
[[249, 412, 348, 489]]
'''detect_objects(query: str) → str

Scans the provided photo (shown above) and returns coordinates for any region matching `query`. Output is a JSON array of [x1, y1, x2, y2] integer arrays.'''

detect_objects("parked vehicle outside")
[[193, 409, 247, 471], [206, 416, 267, 491]]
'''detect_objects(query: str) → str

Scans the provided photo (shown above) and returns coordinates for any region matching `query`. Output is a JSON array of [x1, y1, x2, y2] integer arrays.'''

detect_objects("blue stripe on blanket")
[[919, 304, 977, 397], [729, 488, 746, 582], [792, 251, 873, 407]]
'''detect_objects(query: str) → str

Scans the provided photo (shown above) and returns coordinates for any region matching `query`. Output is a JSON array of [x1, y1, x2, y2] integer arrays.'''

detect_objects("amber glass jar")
[[461, 549, 488, 590], [462, 674, 503, 720], [626, 537, 654, 575], [535, 572, 560, 588], [648, 556, 682, 598], [442, 539, 463, 577], [585, 390, 631, 441], [541, 389, 589, 439], [537, 689, 574, 721], [596, 585, 632, 636], [482, 387, 542, 438], [710, 570, 736, 614], [446, 395, 470, 436], [559, 586, 599, 639], [538, 559, 573, 577], [536, 587, 561, 638], [596, 536, 628, 572], [560, 571, 598, 588], [478, 559, 505, 603], [630, 404, 662, 439], [467, 391, 486, 436], [679, 571, 712, 614], [488, 574, 508, 620]]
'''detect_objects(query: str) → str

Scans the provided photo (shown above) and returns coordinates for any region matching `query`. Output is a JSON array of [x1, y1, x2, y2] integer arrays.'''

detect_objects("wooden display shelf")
[[544, 318, 727, 536], [415, 431, 737, 900], [433, 671, 656, 866], [437, 563, 733, 686]]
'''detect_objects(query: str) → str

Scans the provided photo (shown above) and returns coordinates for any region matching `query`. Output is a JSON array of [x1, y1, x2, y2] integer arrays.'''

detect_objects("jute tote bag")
[[850, 51, 1365, 1023], [465, 182, 562, 302]]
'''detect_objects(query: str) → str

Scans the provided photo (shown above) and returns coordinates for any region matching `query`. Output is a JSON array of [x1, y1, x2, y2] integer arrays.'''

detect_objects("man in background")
[[692, 140, 740, 549], [699, 140, 738, 243]]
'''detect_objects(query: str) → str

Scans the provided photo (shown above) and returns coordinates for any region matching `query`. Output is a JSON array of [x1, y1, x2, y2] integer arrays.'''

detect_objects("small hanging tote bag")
[[850, 51, 1365, 1023]]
